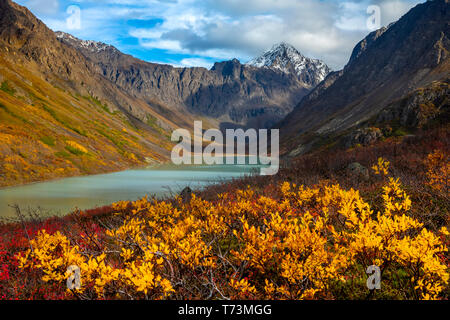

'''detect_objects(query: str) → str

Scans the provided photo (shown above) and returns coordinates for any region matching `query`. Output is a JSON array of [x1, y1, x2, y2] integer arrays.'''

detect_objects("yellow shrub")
[[66, 140, 88, 154], [425, 150, 449, 191]]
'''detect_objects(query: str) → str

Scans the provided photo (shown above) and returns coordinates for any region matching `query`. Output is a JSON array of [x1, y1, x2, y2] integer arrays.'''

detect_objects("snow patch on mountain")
[[247, 43, 331, 87], [55, 32, 117, 54]]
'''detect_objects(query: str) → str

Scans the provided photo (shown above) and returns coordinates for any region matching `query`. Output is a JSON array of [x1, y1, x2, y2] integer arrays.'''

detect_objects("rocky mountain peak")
[[0, 0, 55, 48], [211, 58, 243, 78], [55, 31, 118, 55], [247, 42, 331, 87]]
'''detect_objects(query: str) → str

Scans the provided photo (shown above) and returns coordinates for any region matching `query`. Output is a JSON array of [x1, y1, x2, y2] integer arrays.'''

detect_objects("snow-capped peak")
[[247, 43, 331, 87], [248, 42, 299, 69], [55, 31, 116, 54]]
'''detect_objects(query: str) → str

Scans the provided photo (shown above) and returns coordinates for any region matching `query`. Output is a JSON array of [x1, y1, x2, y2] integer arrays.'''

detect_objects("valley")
[[0, 0, 448, 302], [0, 0, 331, 187]]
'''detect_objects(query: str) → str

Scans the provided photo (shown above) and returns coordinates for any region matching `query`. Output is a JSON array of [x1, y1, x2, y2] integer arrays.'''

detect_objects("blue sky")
[[16, 0, 424, 70]]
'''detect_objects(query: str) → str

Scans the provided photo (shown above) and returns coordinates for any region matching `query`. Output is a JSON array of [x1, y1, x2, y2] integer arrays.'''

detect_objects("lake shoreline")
[[0, 163, 261, 219]]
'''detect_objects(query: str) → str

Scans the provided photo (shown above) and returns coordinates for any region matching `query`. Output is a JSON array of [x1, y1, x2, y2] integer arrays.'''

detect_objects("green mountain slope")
[[0, 0, 181, 187]]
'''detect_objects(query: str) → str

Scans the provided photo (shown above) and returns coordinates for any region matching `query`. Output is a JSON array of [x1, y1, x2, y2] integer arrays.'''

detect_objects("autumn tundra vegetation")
[[0, 126, 448, 300], [0, 56, 174, 189]]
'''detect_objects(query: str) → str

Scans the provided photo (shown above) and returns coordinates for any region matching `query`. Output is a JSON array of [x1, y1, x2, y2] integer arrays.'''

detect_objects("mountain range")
[[0, 0, 330, 186], [0, 0, 449, 187], [56, 32, 327, 129]]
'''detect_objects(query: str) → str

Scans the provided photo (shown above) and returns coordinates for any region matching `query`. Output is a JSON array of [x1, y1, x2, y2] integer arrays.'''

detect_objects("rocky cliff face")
[[0, 0, 98, 87], [0, 0, 190, 187], [347, 25, 392, 66], [279, 0, 450, 154], [56, 33, 325, 129], [0, 0, 187, 182]]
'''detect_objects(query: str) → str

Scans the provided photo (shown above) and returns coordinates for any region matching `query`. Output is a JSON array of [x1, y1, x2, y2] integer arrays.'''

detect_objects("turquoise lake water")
[[0, 164, 259, 219]]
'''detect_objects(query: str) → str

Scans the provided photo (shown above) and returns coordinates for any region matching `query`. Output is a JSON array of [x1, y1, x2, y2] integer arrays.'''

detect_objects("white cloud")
[[140, 39, 183, 51], [127, 0, 424, 69]]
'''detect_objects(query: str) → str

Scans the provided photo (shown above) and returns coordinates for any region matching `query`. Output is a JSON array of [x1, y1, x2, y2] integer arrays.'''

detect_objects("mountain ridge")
[[0, 0, 188, 187], [279, 0, 450, 156], [56, 32, 323, 129], [0, 0, 329, 186]]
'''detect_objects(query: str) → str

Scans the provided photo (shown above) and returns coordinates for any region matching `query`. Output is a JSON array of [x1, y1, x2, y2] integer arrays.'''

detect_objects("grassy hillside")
[[0, 55, 174, 187]]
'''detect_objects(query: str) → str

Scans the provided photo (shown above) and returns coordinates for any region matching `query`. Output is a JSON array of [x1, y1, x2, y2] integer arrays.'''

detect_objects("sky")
[[15, 0, 424, 70]]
